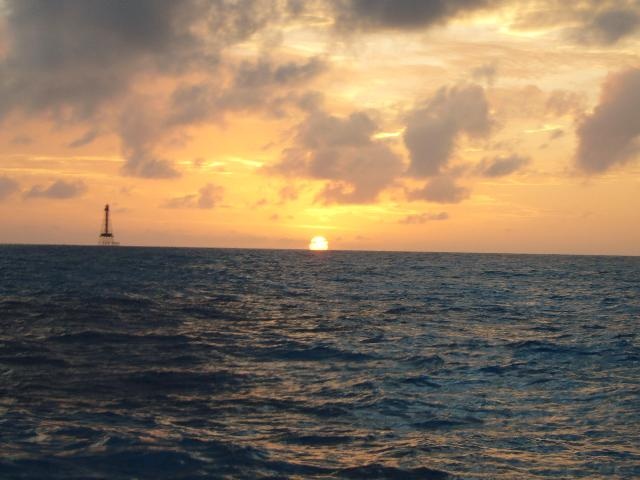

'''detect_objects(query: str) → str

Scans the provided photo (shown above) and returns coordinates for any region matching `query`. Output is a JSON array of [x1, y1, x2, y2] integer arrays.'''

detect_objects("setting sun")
[[309, 236, 329, 251]]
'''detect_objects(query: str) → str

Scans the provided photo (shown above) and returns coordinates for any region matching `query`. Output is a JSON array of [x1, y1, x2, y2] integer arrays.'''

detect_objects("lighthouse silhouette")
[[98, 204, 119, 246]]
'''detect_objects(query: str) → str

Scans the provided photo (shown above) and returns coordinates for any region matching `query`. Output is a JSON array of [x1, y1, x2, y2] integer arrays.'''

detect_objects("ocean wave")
[[338, 463, 450, 479], [1, 245, 638, 479]]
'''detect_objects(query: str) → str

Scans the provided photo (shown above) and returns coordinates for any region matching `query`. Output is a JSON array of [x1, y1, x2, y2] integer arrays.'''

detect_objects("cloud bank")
[[576, 68, 640, 173], [270, 108, 404, 203], [0, 0, 637, 211]]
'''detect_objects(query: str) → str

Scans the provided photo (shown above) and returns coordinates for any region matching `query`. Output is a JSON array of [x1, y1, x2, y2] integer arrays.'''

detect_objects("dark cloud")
[[331, 0, 494, 31], [167, 58, 326, 127], [0, 0, 302, 179], [118, 99, 180, 179], [571, 8, 640, 45], [404, 84, 492, 177], [164, 183, 224, 209], [269, 109, 404, 203], [0, 0, 207, 119], [399, 211, 449, 224], [576, 67, 640, 173], [300, 111, 377, 149], [0, 176, 20, 200], [408, 175, 469, 203], [24, 179, 87, 199], [223, 58, 326, 118], [165, 83, 217, 127], [0, 0, 289, 119], [476, 154, 529, 177], [512, 1, 640, 46], [121, 151, 180, 179], [153, 57, 327, 176], [206, 0, 284, 47], [234, 57, 326, 89], [312, 141, 403, 203], [67, 129, 100, 148]]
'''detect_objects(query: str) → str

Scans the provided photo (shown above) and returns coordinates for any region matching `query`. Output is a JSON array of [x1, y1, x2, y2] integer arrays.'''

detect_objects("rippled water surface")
[[1, 245, 639, 479]]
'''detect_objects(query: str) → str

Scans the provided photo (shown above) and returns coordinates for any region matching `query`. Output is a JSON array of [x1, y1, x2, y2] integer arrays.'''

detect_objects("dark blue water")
[[1, 245, 638, 479]]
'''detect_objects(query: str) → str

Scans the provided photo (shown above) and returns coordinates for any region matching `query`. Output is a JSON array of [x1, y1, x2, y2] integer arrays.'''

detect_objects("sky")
[[0, 0, 639, 255]]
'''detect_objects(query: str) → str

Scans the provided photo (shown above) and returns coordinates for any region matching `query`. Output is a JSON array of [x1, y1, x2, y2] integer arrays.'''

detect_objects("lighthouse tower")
[[98, 204, 119, 246]]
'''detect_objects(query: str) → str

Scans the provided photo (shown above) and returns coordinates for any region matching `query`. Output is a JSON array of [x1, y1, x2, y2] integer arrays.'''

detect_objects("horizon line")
[[0, 241, 638, 258]]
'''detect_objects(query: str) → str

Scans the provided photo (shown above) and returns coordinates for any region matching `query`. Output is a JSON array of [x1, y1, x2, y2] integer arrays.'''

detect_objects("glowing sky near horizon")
[[0, 0, 639, 254]]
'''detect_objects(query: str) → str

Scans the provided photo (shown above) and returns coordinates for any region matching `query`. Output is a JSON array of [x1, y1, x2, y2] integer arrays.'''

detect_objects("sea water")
[[0, 245, 638, 479]]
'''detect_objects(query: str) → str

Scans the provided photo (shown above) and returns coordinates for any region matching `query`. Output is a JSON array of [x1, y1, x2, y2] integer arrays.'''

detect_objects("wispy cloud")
[[24, 179, 87, 199], [163, 183, 224, 209], [399, 211, 449, 224], [0, 176, 20, 200], [476, 154, 530, 177]]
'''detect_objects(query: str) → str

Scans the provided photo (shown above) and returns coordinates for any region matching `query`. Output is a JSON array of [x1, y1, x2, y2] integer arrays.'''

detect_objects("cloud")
[[197, 184, 224, 209], [408, 175, 469, 203], [167, 57, 326, 127], [331, 0, 495, 31], [0, 0, 291, 118], [121, 151, 180, 179], [270, 82, 493, 205], [548, 129, 564, 141], [24, 179, 87, 199], [0, 0, 306, 179], [511, 1, 640, 46], [163, 183, 224, 209], [399, 211, 449, 224], [269, 109, 404, 203], [140, 56, 327, 176], [67, 129, 100, 148], [404, 84, 492, 177], [545, 90, 585, 117], [488, 85, 586, 123], [10, 134, 33, 145], [166, 83, 218, 127], [471, 62, 498, 86], [575, 67, 640, 173], [476, 154, 529, 177], [0, 0, 209, 120], [570, 8, 640, 45], [0, 176, 20, 200], [118, 98, 180, 178], [234, 57, 326, 89]]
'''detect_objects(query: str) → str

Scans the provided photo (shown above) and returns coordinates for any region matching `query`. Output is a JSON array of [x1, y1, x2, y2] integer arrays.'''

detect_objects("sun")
[[309, 235, 329, 251]]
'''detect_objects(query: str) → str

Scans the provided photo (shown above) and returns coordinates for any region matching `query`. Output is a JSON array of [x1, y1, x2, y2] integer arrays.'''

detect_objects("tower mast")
[[103, 204, 111, 236], [98, 204, 119, 245]]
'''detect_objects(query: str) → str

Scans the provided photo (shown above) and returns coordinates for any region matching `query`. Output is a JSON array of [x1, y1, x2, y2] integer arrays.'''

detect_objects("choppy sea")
[[0, 245, 638, 479]]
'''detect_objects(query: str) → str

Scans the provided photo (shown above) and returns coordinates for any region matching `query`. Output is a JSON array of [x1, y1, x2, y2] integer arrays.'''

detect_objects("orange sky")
[[0, 1, 639, 254]]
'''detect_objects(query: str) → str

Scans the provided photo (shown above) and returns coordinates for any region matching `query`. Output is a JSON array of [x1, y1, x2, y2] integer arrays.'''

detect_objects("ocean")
[[0, 245, 638, 479]]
